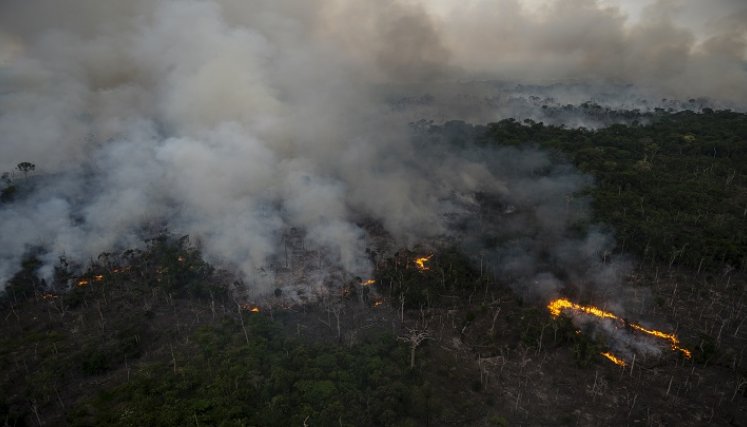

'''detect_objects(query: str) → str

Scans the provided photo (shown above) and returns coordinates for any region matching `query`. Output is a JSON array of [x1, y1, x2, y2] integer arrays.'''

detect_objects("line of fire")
[[66, 246, 689, 371], [548, 297, 692, 366], [237, 253, 431, 314]]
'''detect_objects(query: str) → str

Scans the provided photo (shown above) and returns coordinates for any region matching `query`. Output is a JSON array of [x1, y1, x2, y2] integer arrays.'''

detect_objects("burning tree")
[[414, 255, 432, 271]]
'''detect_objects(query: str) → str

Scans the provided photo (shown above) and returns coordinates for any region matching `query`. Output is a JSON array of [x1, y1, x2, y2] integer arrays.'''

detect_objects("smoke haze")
[[0, 0, 744, 297]]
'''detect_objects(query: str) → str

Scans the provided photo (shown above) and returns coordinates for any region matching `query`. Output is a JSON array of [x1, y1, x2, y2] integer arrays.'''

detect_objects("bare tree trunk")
[[170, 343, 177, 374], [399, 327, 431, 369], [400, 293, 406, 323], [237, 304, 249, 345]]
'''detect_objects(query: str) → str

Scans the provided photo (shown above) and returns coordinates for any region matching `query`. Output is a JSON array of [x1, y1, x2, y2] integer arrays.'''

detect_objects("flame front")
[[76, 279, 89, 287], [547, 298, 619, 321], [601, 352, 626, 367], [414, 255, 432, 271], [548, 297, 691, 359], [362, 279, 376, 286], [629, 323, 692, 358]]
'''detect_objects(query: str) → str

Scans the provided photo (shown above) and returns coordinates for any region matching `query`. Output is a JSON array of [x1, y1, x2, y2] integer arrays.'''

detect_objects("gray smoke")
[[432, 0, 747, 105], [0, 0, 495, 294], [0, 0, 743, 299]]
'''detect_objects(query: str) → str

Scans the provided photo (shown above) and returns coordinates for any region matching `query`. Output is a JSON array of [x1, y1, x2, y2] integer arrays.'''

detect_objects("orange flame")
[[414, 255, 432, 271], [76, 279, 89, 287], [601, 351, 626, 367], [362, 279, 376, 286], [547, 298, 619, 321], [240, 303, 261, 313], [548, 297, 691, 359], [94, 274, 104, 282], [373, 300, 383, 307], [629, 323, 692, 358]]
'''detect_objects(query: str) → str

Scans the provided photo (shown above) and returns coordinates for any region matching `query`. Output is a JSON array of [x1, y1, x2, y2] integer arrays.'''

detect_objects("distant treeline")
[[422, 109, 747, 272]]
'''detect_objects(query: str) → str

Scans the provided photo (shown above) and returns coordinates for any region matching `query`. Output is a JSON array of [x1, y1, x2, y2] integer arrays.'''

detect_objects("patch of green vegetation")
[[70, 317, 437, 426], [432, 110, 747, 271]]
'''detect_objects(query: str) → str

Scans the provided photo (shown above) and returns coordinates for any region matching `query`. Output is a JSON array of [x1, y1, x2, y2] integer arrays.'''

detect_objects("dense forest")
[[428, 109, 747, 272], [1, 110, 746, 426]]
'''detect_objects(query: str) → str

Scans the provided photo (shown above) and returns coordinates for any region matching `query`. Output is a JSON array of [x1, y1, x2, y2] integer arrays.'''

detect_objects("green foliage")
[[432, 110, 747, 271], [0, 184, 16, 202], [377, 248, 484, 309], [489, 415, 510, 427], [552, 315, 604, 367], [69, 319, 435, 426]]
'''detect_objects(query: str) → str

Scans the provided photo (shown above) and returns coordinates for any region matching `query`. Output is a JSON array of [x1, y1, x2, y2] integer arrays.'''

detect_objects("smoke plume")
[[0, 0, 743, 298]]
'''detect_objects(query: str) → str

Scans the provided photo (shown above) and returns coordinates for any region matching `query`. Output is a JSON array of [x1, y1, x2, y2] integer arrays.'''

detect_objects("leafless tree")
[[326, 303, 343, 343], [398, 327, 432, 369]]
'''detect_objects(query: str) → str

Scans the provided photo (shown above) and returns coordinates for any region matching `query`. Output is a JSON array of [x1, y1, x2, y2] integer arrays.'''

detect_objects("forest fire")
[[76, 274, 105, 287], [548, 297, 691, 360], [362, 279, 376, 286], [414, 255, 432, 271], [548, 298, 619, 321], [600, 351, 626, 367], [629, 323, 692, 358], [240, 303, 261, 313]]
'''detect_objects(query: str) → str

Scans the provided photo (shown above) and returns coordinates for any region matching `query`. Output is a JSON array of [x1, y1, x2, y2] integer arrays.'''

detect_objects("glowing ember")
[[41, 293, 59, 301], [362, 279, 376, 286], [600, 351, 626, 367], [373, 300, 383, 307], [76, 279, 89, 287], [240, 303, 261, 313], [548, 297, 691, 359], [414, 255, 432, 271], [94, 274, 104, 282]]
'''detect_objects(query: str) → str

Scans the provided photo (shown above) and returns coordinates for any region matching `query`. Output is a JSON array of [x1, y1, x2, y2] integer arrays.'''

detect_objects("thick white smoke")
[[0, 0, 503, 293], [0, 0, 743, 296]]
